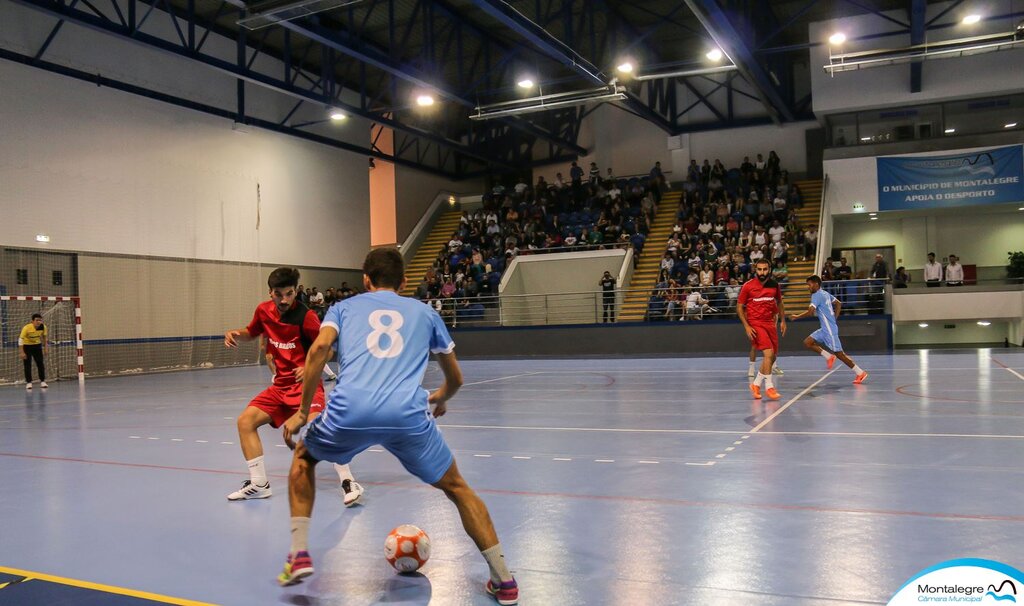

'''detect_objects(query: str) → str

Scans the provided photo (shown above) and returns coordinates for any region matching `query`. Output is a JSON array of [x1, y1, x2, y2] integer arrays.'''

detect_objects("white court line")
[[552, 457, 573, 461], [220, 441, 234, 445], [637, 460, 659, 464], [473, 454, 492, 458], [170, 438, 183, 442], [129, 436, 141, 439], [594, 459, 615, 463], [685, 461, 715, 466], [749, 369, 837, 433], [512, 456, 531, 460], [995, 364, 1024, 382], [439, 424, 1024, 440], [195, 440, 208, 443], [461, 372, 541, 387]]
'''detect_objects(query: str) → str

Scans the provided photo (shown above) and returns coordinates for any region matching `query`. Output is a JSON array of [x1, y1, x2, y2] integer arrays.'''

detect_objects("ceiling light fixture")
[[962, 14, 981, 25], [329, 111, 346, 121], [977, 321, 991, 326], [1005, 122, 1018, 128], [829, 32, 847, 45], [517, 78, 534, 89], [706, 48, 723, 61], [416, 94, 435, 107], [944, 128, 956, 133], [918, 323, 929, 328], [616, 62, 634, 74]]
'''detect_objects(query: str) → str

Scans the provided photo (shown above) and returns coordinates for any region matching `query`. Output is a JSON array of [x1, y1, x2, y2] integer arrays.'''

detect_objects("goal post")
[[1, 295, 84, 384]]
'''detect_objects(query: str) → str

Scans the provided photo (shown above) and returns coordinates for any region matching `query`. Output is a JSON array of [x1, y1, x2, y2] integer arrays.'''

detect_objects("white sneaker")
[[341, 479, 364, 507], [227, 480, 272, 501], [25, 383, 32, 391], [772, 366, 785, 375], [40, 381, 49, 389]]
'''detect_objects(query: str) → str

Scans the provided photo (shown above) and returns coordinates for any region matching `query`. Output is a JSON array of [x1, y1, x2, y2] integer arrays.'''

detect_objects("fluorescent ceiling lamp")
[[829, 32, 847, 45], [35, 234, 50, 243], [962, 14, 981, 25], [517, 79, 534, 89], [944, 128, 956, 133], [977, 321, 991, 326], [416, 95, 435, 107], [869, 212, 877, 216], [1005, 122, 1018, 128], [918, 323, 929, 328], [329, 111, 346, 121], [616, 62, 634, 73], [870, 216, 878, 220], [860, 136, 872, 141], [706, 48, 723, 61]]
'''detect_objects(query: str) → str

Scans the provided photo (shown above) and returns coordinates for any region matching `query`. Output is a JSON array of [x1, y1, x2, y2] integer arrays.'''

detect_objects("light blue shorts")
[[299, 416, 454, 485], [811, 327, 843, 353]]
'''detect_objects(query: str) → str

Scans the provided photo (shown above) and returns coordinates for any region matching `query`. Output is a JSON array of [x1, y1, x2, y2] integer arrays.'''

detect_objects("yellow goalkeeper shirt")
[[19, 323, 47, 346]]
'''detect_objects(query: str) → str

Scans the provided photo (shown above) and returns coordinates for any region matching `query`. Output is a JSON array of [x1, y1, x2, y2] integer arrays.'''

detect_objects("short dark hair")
[[754, 258, 771, 268], [31, 313, 43, 320], [364, 248, 405, 289], [267, 267, 300, 289], [807, 275, 822, 285], [928, 252, 935, 257]]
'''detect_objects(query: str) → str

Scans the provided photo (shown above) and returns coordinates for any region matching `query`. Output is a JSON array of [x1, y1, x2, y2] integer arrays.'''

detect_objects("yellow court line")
[[0, 565, 217, 605]]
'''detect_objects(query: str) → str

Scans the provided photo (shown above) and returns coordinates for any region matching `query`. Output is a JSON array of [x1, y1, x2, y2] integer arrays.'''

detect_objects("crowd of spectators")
[[296, 283, 357, 319], [645, 152, 816, 321], [411, 161, 668, 324]]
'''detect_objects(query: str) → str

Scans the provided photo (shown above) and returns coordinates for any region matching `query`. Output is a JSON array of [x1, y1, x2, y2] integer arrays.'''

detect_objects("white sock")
[[852, 365, 864, 375], [481, 543, 513, 584], [334, 463, 354, 483], [763, 374, 775, 389], [748, 361, 756, 371], [754, 372, 766, 386], [820, 350, 833, 360], [290, 517, 310, 553], [247, 456, 268, 486]]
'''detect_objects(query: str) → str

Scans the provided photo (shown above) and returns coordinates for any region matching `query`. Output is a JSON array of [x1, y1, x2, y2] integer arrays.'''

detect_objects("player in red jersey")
[[737, 259, 787, 400], [223, 267, 364, 504]]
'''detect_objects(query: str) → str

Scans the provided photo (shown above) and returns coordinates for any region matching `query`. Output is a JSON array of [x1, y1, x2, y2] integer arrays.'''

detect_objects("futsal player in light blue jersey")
[[277, 248, 519, 605], [790, 275, 868, 385]]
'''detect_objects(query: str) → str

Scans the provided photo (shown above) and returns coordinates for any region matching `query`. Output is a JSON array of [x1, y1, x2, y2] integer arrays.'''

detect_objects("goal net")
[[0, 296, 82, 385]]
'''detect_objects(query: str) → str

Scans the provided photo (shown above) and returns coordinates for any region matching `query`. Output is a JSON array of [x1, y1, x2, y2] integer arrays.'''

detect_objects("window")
[[16, 269, 28, 285]]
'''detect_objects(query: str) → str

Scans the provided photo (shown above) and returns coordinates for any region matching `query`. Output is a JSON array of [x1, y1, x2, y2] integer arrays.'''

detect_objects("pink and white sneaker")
[[485, 578, 519, 605], [278, 551, 314, 586]]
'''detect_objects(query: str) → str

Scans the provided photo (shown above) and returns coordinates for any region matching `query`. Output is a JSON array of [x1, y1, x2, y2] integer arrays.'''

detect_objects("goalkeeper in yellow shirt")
[[20, 313, 48, 390]]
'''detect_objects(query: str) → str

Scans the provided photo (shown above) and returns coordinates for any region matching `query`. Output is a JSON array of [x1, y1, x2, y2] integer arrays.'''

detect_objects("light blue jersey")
[[319, 290, 455, 431], [810, 288, 843, 352]]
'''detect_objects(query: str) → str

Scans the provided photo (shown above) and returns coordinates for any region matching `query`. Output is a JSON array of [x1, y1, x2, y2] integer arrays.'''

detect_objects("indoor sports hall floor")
[[1, 349, 1022, 606]]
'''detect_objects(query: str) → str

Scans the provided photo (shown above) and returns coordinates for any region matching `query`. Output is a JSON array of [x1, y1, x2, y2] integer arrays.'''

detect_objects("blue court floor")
[[1, 350, 1023, 605]]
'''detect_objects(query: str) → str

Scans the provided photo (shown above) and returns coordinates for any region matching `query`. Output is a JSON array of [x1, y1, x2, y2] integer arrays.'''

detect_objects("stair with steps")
[[618, 190, 683, 321], [400, 211, 463, 297], [781, 179, 823, 311]]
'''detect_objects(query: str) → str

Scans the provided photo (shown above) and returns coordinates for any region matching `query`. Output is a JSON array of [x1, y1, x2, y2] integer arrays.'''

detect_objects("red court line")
[[893, 384, 1019, 404], [2, 451, 1022, 523]]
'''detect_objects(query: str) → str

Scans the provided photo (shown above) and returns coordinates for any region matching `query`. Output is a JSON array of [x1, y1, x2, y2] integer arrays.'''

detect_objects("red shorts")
[[248, 383, 325, 428], [749, 322, 779, 353]]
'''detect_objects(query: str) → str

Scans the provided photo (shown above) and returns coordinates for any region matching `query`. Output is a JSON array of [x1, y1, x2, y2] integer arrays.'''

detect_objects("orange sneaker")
[[749, 383, 762, 399], [765, 387, 781, 400], [853, 371, 868, 384], [826, 355, 836, 370]]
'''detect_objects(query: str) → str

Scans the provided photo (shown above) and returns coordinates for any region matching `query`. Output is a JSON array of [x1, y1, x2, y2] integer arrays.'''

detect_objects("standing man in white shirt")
[[945, 254, 964, 286], [923, 252, 943, 287]]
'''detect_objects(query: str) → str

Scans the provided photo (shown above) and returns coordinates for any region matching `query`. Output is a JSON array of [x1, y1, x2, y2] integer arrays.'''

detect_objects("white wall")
[[532, 104, 815, 183], [832, 212, 1024, 269], [0, 60, 370, 268], [809, 0, 1024, 115], [894, 321, 1013, 345], [394, 167, 485, 243], [684, 121, 817, 174], [892, 290, 1023, 322]]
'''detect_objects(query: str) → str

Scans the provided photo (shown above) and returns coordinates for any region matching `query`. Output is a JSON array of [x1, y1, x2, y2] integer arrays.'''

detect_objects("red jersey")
[[246, 300, 321, 388], [738, 278, 782, 323]]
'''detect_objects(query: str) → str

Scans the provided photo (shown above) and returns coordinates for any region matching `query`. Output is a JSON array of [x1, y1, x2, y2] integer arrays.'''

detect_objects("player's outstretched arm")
[[428, 352, 464, 418], [283, 326, 336, 447], [790, 305, 814, 321], [737, 304, 757, 340], [224, 327, 255, 348], [777, 295, 787, 336]]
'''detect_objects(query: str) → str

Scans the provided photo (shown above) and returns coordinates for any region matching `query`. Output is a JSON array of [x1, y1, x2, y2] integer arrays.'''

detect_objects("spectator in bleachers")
[[870, 254, 889, 280], [893, 266, 910, 288], [570, 161, 584, 185], [589, 162, 600, 184], [924, 252, 943, 286], [820, 258, 834, 281]]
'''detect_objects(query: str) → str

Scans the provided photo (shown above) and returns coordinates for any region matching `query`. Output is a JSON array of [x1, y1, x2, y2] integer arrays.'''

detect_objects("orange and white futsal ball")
[[384, 524, 431, 573]]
